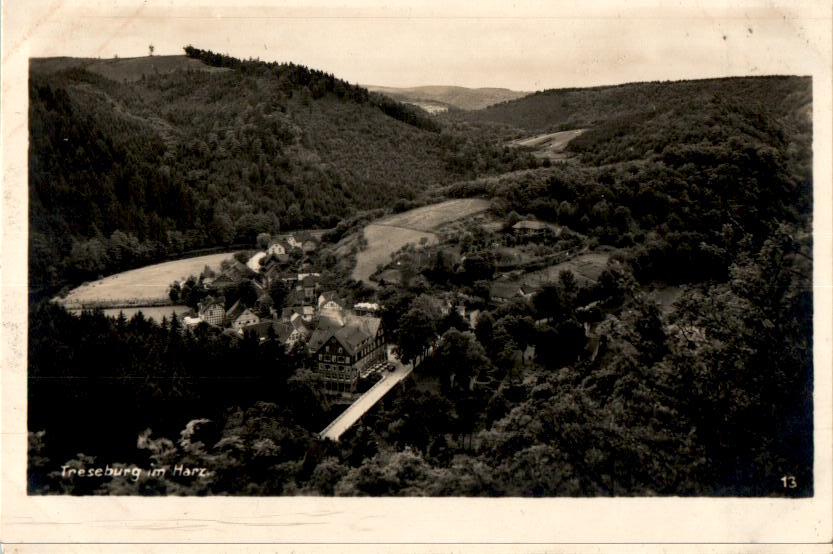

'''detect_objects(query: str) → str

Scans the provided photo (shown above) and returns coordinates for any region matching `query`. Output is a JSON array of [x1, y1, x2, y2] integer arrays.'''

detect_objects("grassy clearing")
[[508, 129, 586, 160], [523, 251, 611, 287], [350, 198, 491, 284], [352, 225, 438, 284], [377, 198, 491, 232], [58, 252, 235, 308]]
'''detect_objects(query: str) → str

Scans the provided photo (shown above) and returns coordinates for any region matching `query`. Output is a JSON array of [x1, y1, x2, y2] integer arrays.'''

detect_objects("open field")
[[508, 129, 586, 160], [351, 198, 491, 284], [58, 252, 236, 308], [410, 101, 449, 114], [523, 251, 611, 288], [352, 225, 438, 284], [377, 198, 491, 231]]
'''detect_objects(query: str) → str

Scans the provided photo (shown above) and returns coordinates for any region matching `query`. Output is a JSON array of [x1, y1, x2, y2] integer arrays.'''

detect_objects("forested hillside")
[[447, 75, 812, 283], [456, 76, 811, 137], [29, 48, 536, 291]]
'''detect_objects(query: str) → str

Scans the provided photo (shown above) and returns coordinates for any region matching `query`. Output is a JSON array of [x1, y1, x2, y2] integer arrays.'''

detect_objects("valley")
[[27, 49, 813, 498]]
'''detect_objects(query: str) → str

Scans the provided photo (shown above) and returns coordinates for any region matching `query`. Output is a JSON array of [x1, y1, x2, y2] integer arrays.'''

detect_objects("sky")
[[14, 0, 831, 91]]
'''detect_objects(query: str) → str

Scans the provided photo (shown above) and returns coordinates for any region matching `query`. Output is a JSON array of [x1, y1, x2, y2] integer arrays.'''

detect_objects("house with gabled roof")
[[255, 292, 274, 315], [511, 219, 562, 239], [239, 320, 275, 342], [273, 314, 310, 348], [198, 296, 226, 326], [298, 273, 321, 302], [308, 314, 388, 394], [267, 240, 290, 257], [281, 305, 315, 323], [210, 260, 256, 292], [224, 299, 246, 324], [317, 291, 345, 319], [232, 308, 260, 331]]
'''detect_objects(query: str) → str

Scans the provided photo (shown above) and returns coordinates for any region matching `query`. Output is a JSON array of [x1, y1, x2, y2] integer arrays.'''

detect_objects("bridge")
[[319, 355, 413, 442]]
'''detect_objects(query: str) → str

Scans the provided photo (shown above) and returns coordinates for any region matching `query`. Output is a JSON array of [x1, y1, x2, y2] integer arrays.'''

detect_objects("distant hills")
[[28, 50, 536, 290], [457, 76, 812, 135], [365, 85, 528, 112]]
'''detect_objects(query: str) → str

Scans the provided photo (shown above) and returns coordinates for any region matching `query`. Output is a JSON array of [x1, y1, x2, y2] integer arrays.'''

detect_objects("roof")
[[318, 291, 342, 307], [354, 302, 380, 311], [229, 260, 257, 277], [269, 239, 292, 250], [241, 320, 277, 340], [289, 314, 309, 333], [281, 305, 314, 320], [199, 295, 225, 310], [309, 315, 382, 356], [300, 274, 321, 287], [234, 308, 259, 322], [210, 274, 238, 289], [273, 321, 294, 343], [285, 289, 306, 306], [225, 299, 245, 320], [214, 261, 255, 288], [281, 307, 302, 321], [308, 329, 332, 352]]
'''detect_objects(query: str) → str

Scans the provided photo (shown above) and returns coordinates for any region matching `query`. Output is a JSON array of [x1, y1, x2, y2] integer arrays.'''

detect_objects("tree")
[[634, 300, 667, 365], [558, 270, 578, 308], [504, 210, 521, 230], [212, 210, 236, 245], [433, 328, 491, 394], [461, 254, 495, 283], [395, 296, 441, 365], [497, 315, 536, 357], [256, 232, 271, 250], [474, 311, 494, 347], [437, 306, 470, 335], [168, 281, 181, 303], [148, 44, 155, 56], [228, 279, 259, 309], [533, 283, 562, 323]]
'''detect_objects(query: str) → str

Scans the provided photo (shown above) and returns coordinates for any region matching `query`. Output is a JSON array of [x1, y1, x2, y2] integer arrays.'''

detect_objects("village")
[[173, 216, 584, 402], [173, 231, 400, 399]]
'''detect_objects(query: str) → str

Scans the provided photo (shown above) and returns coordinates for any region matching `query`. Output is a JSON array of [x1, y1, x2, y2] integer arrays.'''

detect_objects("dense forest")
[[28, 51, 813, 497], [455, 76, 811, 137], [29, 48, 536, 292]]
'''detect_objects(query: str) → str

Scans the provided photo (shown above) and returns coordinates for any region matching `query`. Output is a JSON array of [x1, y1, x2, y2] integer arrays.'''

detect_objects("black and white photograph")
[[2, 0, 832, 550]]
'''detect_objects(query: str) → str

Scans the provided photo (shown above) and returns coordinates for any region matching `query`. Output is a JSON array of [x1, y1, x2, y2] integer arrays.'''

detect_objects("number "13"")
[[781, 475, 797, 489]]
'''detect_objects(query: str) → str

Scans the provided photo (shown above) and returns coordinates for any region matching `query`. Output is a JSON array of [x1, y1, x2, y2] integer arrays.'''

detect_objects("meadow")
[[58, 252, 235, 308], [350, 198, 491, 284]]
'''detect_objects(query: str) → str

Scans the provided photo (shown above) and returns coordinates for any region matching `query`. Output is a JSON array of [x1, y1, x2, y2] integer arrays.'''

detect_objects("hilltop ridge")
[[365, 84, 528, 111]]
